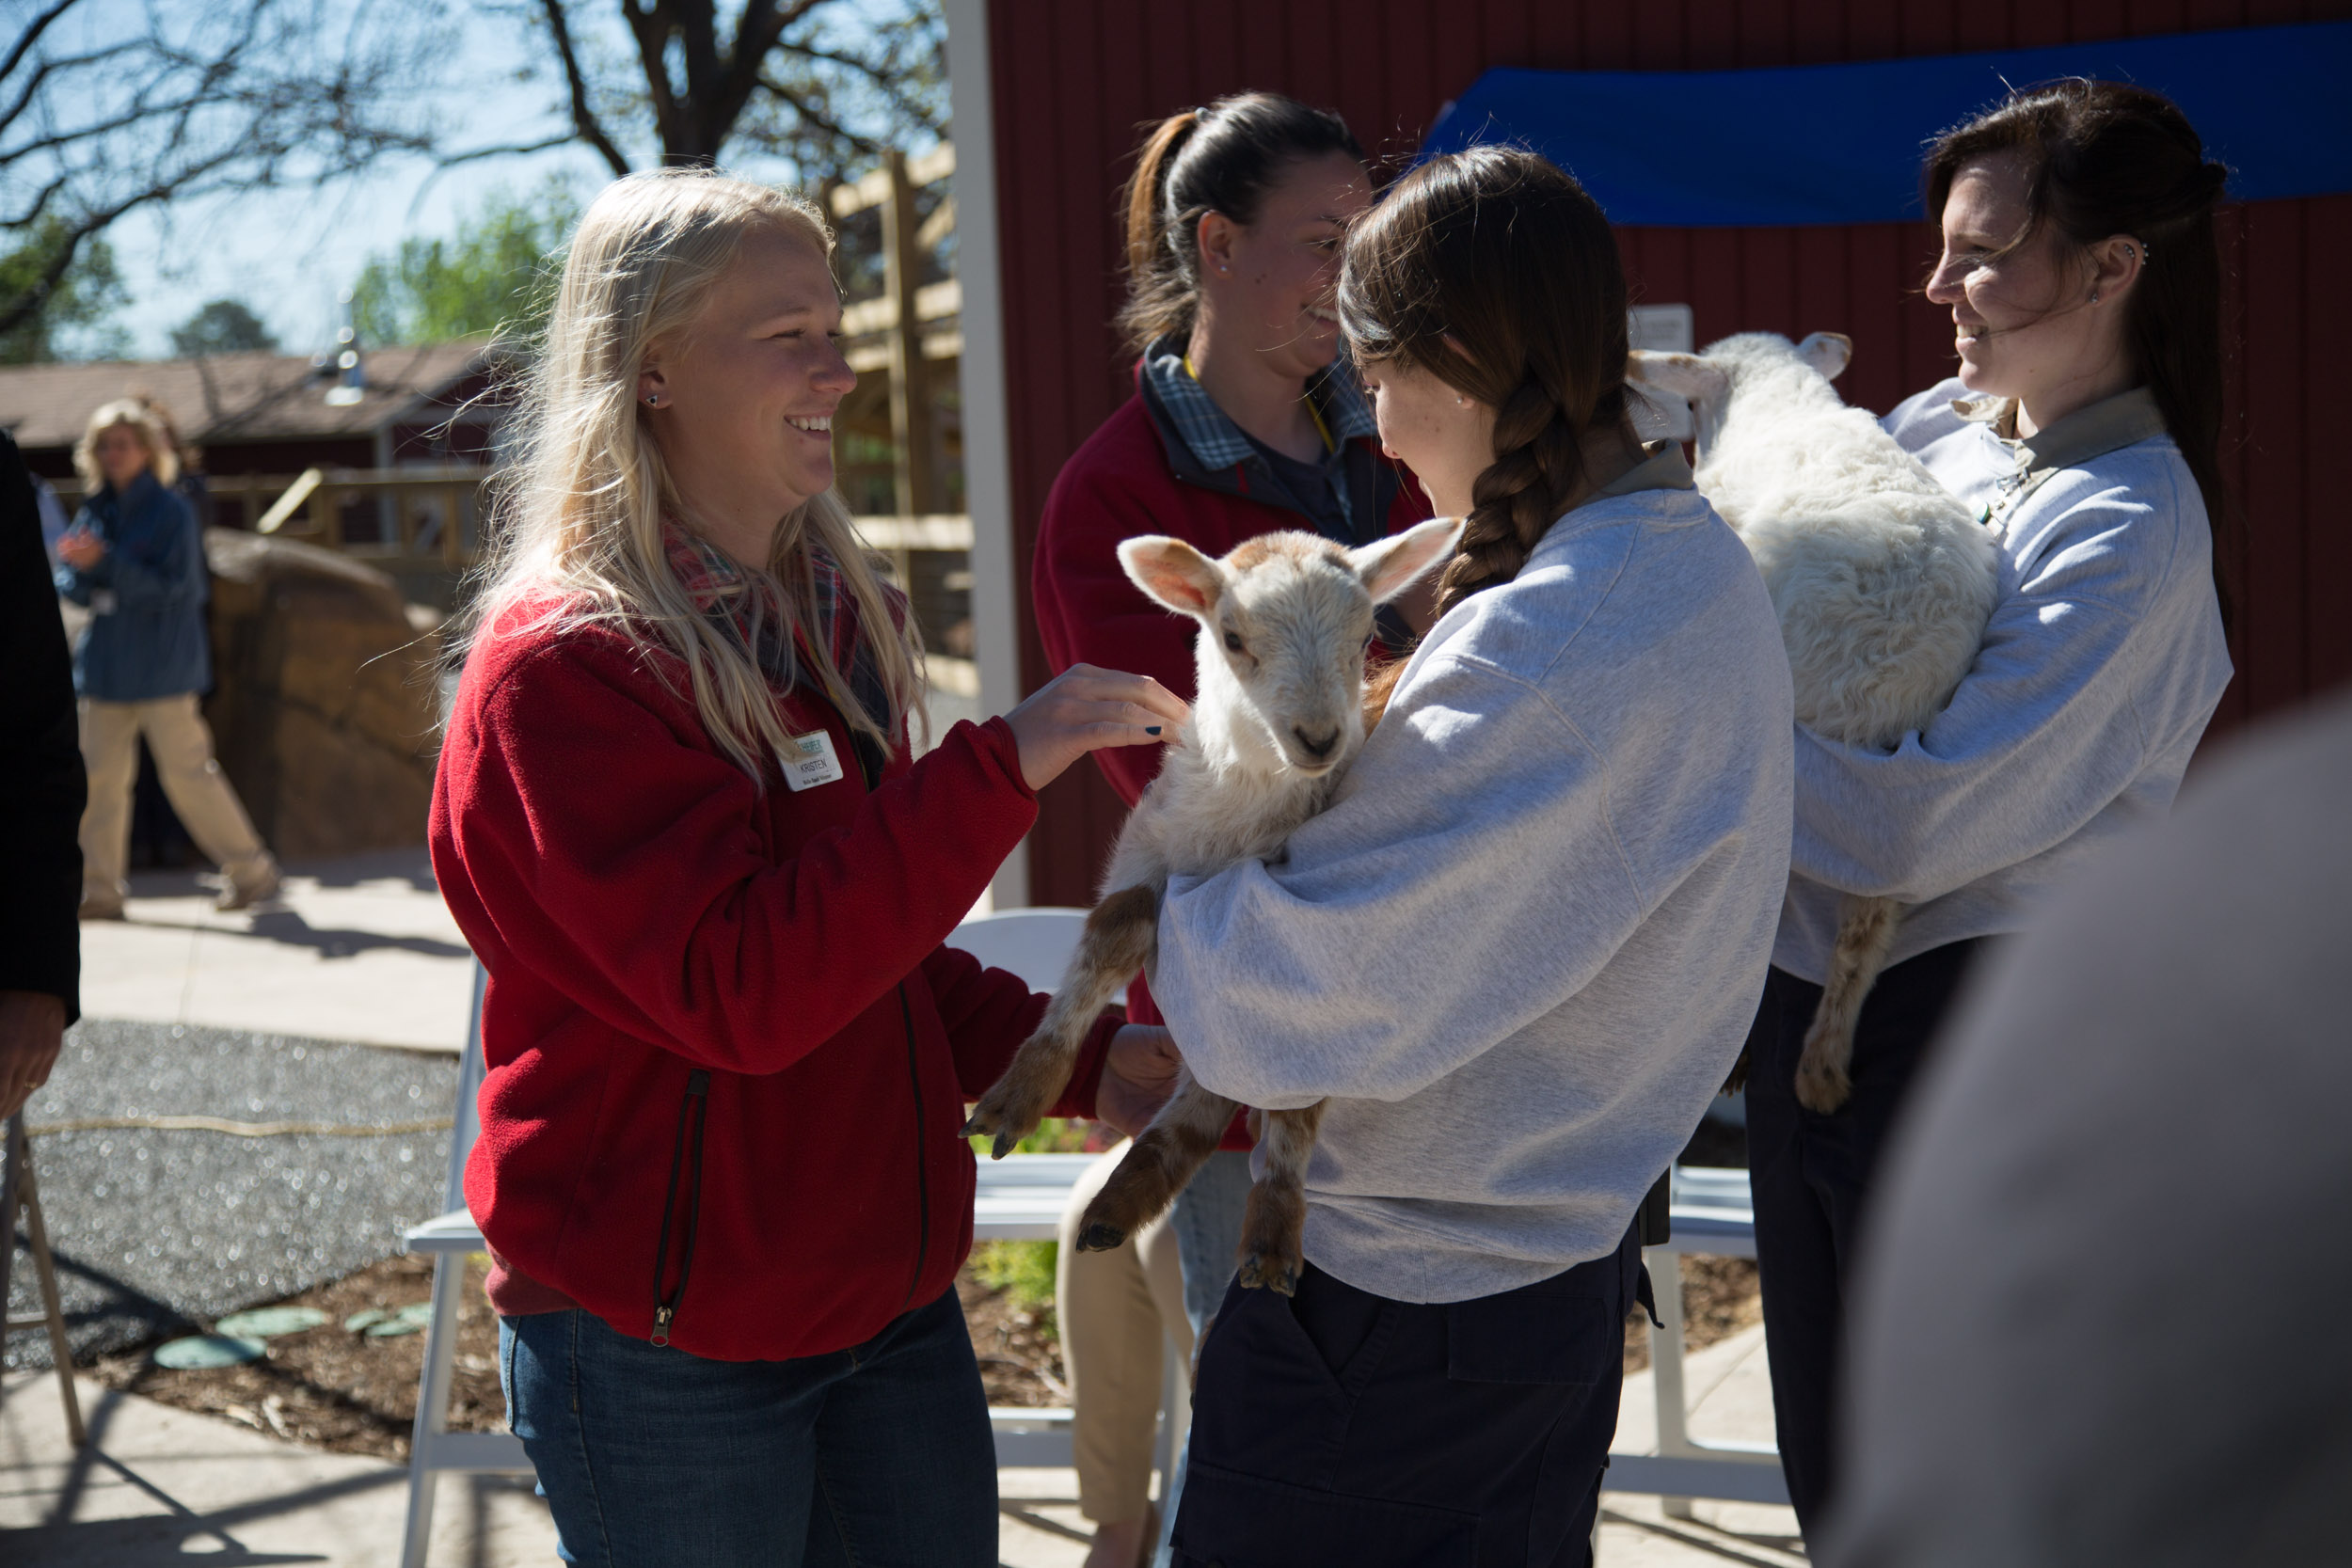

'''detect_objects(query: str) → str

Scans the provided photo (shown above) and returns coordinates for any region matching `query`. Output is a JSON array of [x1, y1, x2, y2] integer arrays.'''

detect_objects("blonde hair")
[[469, 166, 921, 780], [75, 399, 181, 490]]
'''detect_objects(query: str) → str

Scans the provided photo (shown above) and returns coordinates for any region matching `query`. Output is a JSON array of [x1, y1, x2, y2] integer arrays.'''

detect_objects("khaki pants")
[[1057, 1143, 1193, 1527], [79, 694, 272, 908]]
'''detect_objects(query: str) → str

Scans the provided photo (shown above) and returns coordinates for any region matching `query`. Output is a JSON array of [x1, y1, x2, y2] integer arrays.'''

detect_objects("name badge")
[[781, 729, 847, 791]]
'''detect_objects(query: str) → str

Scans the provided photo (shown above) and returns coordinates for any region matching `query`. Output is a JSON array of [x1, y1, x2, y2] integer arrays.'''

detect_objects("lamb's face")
[[1206, 538, 1375, 776], [1628, 332, 1853, 461], [1119, 517, 1463, 780]]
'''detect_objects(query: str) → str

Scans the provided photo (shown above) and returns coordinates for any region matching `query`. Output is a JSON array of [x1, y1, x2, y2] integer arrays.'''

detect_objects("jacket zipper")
[[648, 1069, 711, 1346], [898, 982, 930, 1310]]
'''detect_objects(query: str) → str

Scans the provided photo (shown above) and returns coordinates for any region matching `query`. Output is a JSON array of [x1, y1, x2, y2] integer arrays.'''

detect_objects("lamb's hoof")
[[1794, 1064, 1851, 1116], [1076, 1222, 1127, 1253], [961, 1090, 1038, 1157], [1237, 1251, 1299, 1296]]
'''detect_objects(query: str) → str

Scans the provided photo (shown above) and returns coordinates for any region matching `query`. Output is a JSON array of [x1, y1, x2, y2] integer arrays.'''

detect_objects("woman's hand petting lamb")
[[1004, 662, 1188, 792]]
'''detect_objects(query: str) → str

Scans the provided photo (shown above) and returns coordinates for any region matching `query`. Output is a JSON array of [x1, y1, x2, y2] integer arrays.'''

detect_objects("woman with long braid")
[[1141, 146, 1796, 1566]]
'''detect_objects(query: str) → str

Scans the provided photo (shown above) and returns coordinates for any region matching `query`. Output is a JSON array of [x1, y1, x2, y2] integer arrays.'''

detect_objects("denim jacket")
[[54, 471, 212, 701]]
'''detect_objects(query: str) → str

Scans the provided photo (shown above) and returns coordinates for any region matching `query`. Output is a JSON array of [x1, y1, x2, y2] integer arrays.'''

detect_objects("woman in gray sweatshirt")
[[1152, 147, 1795, 1568], [1744, 81, 2238, 1542]]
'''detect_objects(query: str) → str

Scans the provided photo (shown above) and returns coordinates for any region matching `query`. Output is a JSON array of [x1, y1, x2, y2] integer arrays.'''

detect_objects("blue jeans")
[[499, 1286, 997, 1565]]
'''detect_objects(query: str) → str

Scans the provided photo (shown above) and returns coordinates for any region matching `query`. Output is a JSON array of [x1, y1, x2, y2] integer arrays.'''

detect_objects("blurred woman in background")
[[55, 399, 278, 918]]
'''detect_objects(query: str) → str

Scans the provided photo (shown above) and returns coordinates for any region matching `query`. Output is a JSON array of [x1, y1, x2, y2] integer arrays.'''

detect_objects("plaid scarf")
[[661, 519, 905, 778]]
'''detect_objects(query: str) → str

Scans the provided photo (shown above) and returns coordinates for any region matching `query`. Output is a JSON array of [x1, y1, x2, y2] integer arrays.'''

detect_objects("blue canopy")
[[1422, 23, 2352, 228]]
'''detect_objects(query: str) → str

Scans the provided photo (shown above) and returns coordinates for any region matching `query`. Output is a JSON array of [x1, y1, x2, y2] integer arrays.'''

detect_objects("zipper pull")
[[650, 1306, 673, 1348]]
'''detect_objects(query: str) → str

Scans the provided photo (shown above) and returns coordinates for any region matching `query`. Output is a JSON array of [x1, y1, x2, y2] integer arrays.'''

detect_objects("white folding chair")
[[949, 908, 1190, 1487], [398, 963, 531, 1568]]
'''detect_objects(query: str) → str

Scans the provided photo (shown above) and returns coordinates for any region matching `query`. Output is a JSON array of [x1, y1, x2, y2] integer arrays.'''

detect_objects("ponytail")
[[1117, 92, 1363, 355]]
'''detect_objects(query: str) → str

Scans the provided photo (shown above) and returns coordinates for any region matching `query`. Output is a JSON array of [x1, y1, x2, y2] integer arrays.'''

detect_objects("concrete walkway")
[[78, 850, 477, 1054], [1606, 1324, 1808, 1564], [0, 1372, 1102, 1567]]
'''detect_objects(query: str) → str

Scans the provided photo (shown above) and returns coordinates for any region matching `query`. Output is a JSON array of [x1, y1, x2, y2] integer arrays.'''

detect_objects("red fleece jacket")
[[430, 597, 1118, 1362]]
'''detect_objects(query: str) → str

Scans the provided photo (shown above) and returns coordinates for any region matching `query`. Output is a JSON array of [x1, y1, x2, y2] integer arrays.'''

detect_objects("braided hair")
[[1926, 79, 2235, 627], [1341, 147, 1635, 712]]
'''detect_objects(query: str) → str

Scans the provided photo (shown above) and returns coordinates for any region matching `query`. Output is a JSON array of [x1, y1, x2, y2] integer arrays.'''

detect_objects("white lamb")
[[963, 516, 1460, 1293], [1630, 331, 1998, 1112]]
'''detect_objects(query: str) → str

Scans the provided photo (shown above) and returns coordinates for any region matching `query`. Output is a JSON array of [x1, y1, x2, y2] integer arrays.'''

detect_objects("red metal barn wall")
[[985, 0, 2352, 908]]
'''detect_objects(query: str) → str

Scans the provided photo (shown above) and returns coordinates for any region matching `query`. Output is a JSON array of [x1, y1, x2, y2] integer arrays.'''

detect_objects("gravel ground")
[[5, 1018, 455, 1370]]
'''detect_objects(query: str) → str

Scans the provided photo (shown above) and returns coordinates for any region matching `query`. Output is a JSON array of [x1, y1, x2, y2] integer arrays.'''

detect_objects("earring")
[[644, 392, 661, 406], [2090, 293, 2101, 306]]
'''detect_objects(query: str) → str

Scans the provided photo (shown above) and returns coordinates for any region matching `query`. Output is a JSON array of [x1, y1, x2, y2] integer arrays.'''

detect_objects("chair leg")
[[4, 1116, 84, 1446], [1647, 1248, 1697, 1520], [399, 1249, 469, 1568]]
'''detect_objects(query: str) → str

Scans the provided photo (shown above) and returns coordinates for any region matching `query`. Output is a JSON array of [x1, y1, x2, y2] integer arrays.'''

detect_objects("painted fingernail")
[[1146, 726, 1163, 736]]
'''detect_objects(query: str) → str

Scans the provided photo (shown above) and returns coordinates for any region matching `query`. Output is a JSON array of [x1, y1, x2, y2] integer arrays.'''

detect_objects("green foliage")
[[352, 180, 580, 346], [971, 1240, 1057, 1313], [170, 299, 278, 356], [0, 219, 131, 365], [966, 1117, 1090, 1158]]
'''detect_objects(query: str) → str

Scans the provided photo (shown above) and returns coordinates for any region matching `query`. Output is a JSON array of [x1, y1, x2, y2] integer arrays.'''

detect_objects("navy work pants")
[[1745, 938, 1988, 1540], [1171, 1229, 1642, 1567]]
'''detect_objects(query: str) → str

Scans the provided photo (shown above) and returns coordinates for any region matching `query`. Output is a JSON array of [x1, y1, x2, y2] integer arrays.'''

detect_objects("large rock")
[[201, 529, 442, 858]]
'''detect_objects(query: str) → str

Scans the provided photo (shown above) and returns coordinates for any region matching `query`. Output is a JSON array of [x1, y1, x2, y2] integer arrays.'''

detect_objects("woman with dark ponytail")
[[1032, 92, 1436, 1565], [1140, 146, 1795, 1566], [1742, 80, 2237, 1541]]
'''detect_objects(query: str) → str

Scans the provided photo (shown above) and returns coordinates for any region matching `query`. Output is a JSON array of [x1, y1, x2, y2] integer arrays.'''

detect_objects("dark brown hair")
[[1926, 79, 2234, 622], [1340, 145, 1633, 625], [1119, 91, 1363, 355]]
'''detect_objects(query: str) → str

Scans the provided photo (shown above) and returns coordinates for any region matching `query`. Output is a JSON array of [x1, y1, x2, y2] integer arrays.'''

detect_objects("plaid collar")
[[1140, 334, 1377, 472], [660, 518, 902, 769], [663, 520, 755, 612]]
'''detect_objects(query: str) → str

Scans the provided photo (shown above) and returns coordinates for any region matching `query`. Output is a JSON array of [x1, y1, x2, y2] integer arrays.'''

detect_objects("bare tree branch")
[[539, 0, 631, 177], [0, 0, 81, 89]]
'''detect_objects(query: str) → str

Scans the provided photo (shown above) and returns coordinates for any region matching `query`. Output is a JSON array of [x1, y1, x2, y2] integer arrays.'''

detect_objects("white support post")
[[941, 0, 1029, 910], [1650, 1249, 1698, 1521]]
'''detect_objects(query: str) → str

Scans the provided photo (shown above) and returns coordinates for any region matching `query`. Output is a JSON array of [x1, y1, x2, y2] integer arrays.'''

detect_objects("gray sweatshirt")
[[1773, 380, 2234, 982], [1152, 447, 1794, 1304]]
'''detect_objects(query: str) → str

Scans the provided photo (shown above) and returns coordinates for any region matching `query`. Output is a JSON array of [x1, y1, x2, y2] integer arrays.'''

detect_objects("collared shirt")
[[1595, 438, 1698, 499], [1141, 335, 1377, 532], [1952, 386, 2170, 537], [659, 518, 904, 781]]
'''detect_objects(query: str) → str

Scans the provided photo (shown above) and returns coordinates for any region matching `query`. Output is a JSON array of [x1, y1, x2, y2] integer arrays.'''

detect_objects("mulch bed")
[[85, 1248, 1756, 1456], [84, 1251, 1074, 1461]]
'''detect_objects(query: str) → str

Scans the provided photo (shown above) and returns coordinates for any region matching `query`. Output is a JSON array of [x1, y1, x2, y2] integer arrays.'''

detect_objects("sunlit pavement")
[[78, 850, 476, 1055]]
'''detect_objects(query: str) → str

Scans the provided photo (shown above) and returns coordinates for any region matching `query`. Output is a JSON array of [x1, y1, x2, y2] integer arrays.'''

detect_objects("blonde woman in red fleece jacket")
[[429, 168, 1184, 1567]]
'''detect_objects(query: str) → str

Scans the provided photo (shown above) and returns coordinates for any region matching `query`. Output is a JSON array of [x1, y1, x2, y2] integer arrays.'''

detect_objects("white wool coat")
[[1772, 379, 2234, 982], [1150, 447, 1794, 1304]]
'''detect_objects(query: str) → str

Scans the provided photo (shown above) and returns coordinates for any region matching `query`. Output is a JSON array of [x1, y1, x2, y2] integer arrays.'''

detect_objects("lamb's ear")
[[1626, 349, 1729, 408], [1796, 331, 1852, 382], [1351, 515, 1463, 604], [1120, 535, 1225, 617]]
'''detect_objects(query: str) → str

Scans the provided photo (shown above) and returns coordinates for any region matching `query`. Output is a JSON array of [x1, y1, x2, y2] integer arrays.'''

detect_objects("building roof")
[[0, 340, 504, 452]]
